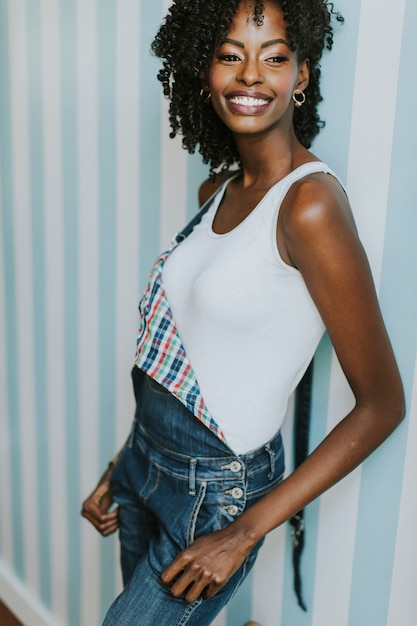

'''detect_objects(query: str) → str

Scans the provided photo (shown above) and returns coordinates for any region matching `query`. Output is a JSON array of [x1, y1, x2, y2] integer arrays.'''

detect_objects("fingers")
[[161, 527, 250, 603], [81, 481, 120, 536], [161, 553, 228, 603], [164, 570, 215, 604], [81, 506, 119, 536]]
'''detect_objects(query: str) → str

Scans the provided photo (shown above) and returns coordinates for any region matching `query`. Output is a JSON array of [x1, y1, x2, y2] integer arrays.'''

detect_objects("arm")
[[81, 456, 120, 537], [161, 173, 405, 601]]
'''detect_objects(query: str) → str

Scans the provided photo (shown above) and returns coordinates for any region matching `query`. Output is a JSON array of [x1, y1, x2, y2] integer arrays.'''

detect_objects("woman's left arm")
[[161, 174, 405, 601]]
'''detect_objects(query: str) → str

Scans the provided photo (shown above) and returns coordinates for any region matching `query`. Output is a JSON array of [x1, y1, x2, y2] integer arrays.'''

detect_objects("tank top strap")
[[275, 160, 343, 196], [266, 160, 345, 223]]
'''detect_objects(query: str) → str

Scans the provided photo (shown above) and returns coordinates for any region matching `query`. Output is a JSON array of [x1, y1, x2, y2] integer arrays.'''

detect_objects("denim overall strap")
[[171, 191, 216, 245], [289, 357, 314, 611]]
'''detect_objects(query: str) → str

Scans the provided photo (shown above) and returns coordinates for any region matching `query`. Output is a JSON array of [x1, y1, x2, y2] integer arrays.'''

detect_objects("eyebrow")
[[222, 37, 289, 49]]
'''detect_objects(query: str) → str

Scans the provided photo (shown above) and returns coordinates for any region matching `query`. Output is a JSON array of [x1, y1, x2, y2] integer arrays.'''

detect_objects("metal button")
[[227, 505, 239, 516], [231, 487, 243, 499], [229, 461, 241, 473]]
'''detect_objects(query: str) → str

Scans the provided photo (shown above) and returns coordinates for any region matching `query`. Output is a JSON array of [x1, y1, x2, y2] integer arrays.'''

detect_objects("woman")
[[82, 1, 404, 624]]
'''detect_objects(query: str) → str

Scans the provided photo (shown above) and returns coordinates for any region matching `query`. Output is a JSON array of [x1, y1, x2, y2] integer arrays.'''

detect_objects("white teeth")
[[229, 96, 269, 106]]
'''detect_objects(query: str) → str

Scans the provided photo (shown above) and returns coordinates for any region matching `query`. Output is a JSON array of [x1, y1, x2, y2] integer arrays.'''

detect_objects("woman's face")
[[207, 0, 309, 138]]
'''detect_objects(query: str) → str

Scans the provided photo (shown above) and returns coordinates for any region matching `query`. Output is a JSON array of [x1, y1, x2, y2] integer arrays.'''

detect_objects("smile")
[[227, 95, 271, 107], [225, 93, 273, 115]]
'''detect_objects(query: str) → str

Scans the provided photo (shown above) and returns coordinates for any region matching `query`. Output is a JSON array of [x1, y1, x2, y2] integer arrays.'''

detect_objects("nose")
[[237, 56, 264, 86]]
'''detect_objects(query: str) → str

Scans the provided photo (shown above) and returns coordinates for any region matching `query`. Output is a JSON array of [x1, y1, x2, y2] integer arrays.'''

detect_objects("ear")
[[296, 59, 310, 92]]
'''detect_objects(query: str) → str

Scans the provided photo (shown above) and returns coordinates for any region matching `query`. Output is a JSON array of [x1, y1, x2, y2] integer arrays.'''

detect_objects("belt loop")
[[189, 459, 197, 496], [264, 443, 275, 480]]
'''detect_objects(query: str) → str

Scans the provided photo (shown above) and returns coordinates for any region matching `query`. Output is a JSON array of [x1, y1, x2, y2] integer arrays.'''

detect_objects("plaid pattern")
[[135, 247, 226, 442]]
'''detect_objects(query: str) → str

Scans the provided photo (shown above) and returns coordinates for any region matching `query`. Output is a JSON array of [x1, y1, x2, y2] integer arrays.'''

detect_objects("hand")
[[81, 468, 119, 537], [161, 525, 254, 603]]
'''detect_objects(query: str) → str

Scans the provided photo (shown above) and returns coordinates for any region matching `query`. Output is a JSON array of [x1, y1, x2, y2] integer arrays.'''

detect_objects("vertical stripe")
[[97, 0, 117, 466], [312, 0, 361, 180], [76, 0, 101, 624], [26, 0, 51, 604], [346, 0, 406, 288], [113, 0, 141, 608], [385, 11, 417, 626], [0, 167, 14, 566], [226, 570, 254, 626], [138, 1, 163, 291], [41, 0, 68, 618], [97, 1, 118, 616], [186, 153, 209, 218], [160, 0, 187, 247], [387, 355, 417, 626], [251, 528, 286, 624], [60, 0, 81, 623], [1, 0, 25, 581], [349, 0, 417, 620], [160, 97, 188, 250], [9, 0, 40, 591], [114, 0, 140, 452]]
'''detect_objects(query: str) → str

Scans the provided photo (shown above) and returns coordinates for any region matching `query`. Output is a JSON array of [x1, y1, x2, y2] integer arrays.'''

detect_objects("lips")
[[225, 91, 272, 114]]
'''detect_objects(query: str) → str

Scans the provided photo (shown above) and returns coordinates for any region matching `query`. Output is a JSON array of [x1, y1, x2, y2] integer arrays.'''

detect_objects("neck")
[[233, 126, 308, 188]]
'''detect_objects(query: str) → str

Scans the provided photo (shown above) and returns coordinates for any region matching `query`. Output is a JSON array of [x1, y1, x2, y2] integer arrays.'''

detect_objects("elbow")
[[381, 385, 406, 433], [359, 379, 406, 436], [393, 395, 406, 427], [379, 365, 406, 430], [392, 374, 407, 425]]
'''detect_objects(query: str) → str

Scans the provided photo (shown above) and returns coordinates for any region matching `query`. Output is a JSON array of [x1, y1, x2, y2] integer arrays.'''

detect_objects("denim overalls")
[[102, 186, 286, 625], [103, 368, 285, 625]]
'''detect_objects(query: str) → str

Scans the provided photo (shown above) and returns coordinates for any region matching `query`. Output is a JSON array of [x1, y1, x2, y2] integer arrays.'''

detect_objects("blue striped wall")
[[0, 1, 416, 625]]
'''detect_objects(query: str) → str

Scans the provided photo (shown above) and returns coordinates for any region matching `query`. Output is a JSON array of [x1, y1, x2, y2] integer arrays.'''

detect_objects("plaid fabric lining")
[[134, 247, 226, 442]]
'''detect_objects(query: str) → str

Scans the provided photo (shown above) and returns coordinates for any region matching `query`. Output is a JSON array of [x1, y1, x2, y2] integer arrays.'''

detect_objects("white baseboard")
[[0, 560, 64, 626]]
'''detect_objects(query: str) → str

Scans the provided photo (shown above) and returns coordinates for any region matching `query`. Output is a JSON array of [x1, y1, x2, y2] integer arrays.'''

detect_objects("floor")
[[0, 599, 23, 626]]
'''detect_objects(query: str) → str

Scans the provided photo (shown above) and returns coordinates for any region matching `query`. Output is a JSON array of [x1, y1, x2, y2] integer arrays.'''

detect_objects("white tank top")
[[163, 162, 339, 454]]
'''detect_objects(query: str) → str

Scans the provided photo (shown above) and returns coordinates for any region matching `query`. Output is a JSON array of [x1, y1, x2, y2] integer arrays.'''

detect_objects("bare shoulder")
[[279, 171, 358, 267], [198, 171, 235, 207], [283, 171, 355, 233]]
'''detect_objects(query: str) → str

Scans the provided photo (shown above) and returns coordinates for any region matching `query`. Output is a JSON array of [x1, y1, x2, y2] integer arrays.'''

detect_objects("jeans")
[[102, 368, 285, 625]]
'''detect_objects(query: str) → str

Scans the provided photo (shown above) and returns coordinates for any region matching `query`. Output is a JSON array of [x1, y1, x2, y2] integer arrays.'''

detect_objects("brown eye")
[[266, 55, 288, 63], [217, 54, 241, 62]]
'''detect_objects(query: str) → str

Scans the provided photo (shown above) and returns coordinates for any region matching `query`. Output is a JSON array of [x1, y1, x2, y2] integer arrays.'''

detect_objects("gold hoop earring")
[[199, 87, 212, 104], [293, 89, 306, 108]]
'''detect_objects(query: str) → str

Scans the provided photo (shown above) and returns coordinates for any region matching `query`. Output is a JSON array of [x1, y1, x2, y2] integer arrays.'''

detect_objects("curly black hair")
[[151, 0, 343, 178]]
